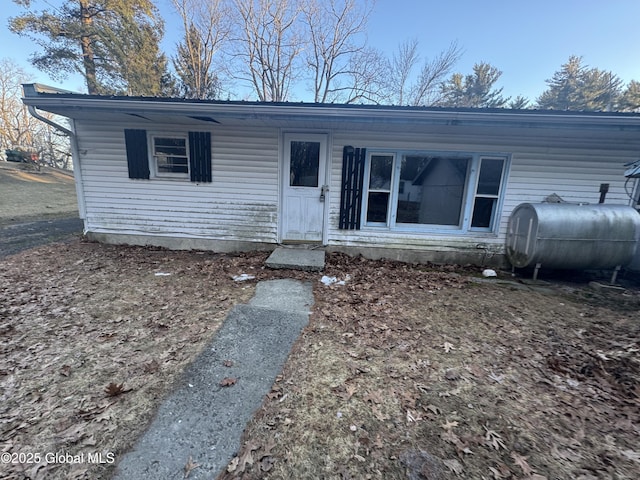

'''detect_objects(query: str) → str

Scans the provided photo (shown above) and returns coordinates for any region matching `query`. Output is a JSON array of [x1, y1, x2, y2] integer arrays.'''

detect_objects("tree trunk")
[[79, 0, 99, 94]]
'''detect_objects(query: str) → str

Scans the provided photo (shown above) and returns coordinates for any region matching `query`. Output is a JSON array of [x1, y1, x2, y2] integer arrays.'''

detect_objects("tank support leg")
[[533, 263, 541, 281], [610, 265, 621, 285]]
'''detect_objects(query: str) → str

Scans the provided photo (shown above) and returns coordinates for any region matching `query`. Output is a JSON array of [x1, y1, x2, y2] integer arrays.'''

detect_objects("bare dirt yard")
[[1, 238, 639, 480]]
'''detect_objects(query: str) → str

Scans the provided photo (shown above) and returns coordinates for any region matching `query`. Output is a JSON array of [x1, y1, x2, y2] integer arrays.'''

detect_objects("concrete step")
[[265, 247, 325, 272]]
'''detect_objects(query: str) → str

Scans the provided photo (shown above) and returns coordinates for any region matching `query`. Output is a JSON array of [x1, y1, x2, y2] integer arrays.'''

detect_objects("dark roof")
[[22, 83, 640, 118]]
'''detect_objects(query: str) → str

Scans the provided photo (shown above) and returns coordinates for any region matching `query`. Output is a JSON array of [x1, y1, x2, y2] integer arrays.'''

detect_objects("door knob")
[[320, 185, 329, 202]]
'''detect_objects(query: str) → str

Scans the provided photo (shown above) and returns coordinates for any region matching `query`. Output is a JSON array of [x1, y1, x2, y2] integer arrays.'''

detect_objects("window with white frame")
[[362, 151, 508, 232], [396, 155, 470, 227], [151, 135, 189, 177], [470, 158, 506, 228], [366, 154, 394, 223]]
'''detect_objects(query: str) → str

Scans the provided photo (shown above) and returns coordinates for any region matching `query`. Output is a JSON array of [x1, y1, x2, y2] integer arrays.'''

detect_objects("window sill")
[[361, 225, 499, 237], [151, 175, 190, 181]]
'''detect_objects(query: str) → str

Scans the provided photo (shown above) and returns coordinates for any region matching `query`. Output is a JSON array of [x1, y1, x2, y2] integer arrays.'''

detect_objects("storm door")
[[281, 134, 328, 242]]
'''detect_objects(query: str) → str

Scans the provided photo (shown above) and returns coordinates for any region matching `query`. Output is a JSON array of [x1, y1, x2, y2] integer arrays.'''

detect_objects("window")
[[290, 141, 320, 187], [124, 129, 212, 182], [471, 158, 505, 229], [396, 155, 470, 226], [152, 136, 189, 177], [361, 150, 507, 233], [365, 154, 394, 223]]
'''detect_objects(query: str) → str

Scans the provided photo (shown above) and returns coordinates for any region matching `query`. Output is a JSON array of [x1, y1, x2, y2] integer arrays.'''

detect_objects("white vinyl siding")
[[75, 120, 279, 243], [71, 114, 640, 260]]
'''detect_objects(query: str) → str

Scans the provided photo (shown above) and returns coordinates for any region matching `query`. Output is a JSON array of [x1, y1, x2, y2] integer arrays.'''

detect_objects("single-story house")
[[22, 83, 640, 267]]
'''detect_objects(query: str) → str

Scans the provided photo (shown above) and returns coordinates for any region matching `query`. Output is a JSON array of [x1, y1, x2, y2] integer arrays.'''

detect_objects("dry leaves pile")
[[1, 240, 639, 479]]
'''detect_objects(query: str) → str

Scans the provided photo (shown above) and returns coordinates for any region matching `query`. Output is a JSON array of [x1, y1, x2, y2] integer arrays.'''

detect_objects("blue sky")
[[3, 0, 640, 102]]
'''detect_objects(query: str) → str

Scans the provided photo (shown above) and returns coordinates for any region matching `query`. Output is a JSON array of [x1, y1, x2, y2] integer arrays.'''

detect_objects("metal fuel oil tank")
[[506, 203, 640, 281]]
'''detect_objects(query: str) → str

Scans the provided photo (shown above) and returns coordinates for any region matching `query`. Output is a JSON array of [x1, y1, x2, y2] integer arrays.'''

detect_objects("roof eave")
[[21, 84, 640, 130]]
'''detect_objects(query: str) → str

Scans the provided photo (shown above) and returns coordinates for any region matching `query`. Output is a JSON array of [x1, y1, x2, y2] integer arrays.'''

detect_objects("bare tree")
[[388, 38, 419, 105], [0, 58, 71, 168], [386, 40, 462, 106], [171, 0, 231, 99], [231, 0, 303, 101], [301, 0, 373, 103], [340, 47, 388, 104], [0, 59, 33, 152]]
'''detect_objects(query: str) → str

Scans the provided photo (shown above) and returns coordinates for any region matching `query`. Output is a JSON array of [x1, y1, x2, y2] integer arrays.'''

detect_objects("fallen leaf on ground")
[[406, 409, 422, 423], [441, 429, 461, 445], [223, 360, 234, 367], [489, 466, 505, 478], [425, 404, 442, 415], [104, 382, 129, 397], [226, 457, 239, 473], [441, 419, 459, 430], [442, 342, 455, 353], [261, 438, 276, 457], [183, 456, 199, 479], [345, 383, 357, 399], [235, 442, 259, 473], [363, 389, 385, 404], [484, 427, 506, 450], [220, 377, 237, 387], [443, 458, 463, 475], [143, 360, 160, 373], [621, 449, 640, 463], [510, 451, 533, 475]]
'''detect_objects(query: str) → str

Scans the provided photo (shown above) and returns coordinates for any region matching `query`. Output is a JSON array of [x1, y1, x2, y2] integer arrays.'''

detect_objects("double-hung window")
[[151, 135, 189, 178], [362, 151, 508, 233], [470, 157, 506, 229], [124, 129, 212, 182], [366, 154, 394, 223]]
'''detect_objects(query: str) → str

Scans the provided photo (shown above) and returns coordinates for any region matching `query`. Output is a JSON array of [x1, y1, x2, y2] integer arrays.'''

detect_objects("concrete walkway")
[[113, 279, 314, 480]]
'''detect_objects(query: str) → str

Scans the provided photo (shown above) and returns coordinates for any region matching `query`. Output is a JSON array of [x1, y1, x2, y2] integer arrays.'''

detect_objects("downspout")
[[27, 105, 87, 222], [27, 105, 73, 136]]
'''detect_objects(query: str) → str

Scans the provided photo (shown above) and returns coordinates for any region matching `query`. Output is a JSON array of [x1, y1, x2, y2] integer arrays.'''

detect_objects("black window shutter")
[[339, 146, 366, 230], [188, 131, 212, 183], [124, 129, 150, 179]]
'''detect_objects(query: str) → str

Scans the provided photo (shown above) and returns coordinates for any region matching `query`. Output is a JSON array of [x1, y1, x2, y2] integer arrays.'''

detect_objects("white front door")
[[281, 133, 328, 242]]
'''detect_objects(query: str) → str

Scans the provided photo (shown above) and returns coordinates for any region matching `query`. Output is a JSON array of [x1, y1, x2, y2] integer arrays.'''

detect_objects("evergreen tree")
[[536, 55, 623, 111], [9, 0, 165, 95], [437, 63, 509, 108], [537, 56, 584, 110], [173, 24, 221, 99], [509, 95, 530, 109], [618, 80, 640, 112], [170, 0, 230, 100], [438, 73, 465, 107], [100, 14, 173, 96], [581, 68, 622, 111]]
